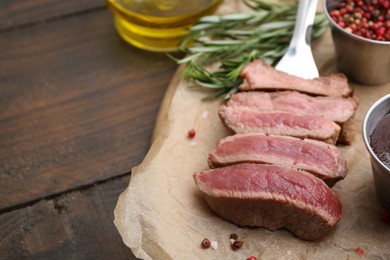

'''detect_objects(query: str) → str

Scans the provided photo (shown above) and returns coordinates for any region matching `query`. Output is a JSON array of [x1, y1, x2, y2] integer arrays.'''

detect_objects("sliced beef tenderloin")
[[218, 105, 341, 144], [208, 133, 348, 187], [227, 91, 359, 144], [239, 59, 352, 97], [228, 91, 359, 124], [193, 163, 343, 241]]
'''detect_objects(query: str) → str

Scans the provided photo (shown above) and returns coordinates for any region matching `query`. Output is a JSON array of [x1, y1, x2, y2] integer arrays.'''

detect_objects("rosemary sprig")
[[175, 0, 328, 99]]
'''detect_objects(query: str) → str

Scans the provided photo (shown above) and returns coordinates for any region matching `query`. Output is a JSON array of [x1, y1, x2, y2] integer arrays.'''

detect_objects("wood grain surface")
[[0, 8, 179, 210], [0, 0, 179, 258], [0, 175, 136, 259], [0, 0, 105, 31]]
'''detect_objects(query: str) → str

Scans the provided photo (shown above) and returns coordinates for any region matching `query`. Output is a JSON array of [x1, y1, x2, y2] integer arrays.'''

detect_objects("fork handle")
[[290, 0, 318, 48]]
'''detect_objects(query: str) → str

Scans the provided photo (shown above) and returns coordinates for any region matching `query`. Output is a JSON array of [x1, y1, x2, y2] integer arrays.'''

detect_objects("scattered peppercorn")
[[380, 209, 390, 222], [246, 256, 257, 260], [329, 0, 390, 41], [201, 238, 211, 249], [229, 233, 239, 240], [231, 240, 244, 250], [187, 129, 196, 138], [356, 247, 364, 256]]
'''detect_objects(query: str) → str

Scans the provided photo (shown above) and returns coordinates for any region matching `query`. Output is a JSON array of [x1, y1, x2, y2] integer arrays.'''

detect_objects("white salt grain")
[[210, 241, 218, 250], [287, 250, 292, 256], [201, 110, 209, 119], [189, 140, 197, 147], [229, 239, 235, 245]]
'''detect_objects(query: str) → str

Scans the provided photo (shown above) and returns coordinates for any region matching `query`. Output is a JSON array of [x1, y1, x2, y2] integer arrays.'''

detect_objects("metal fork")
[[275, 0, 319, 79]]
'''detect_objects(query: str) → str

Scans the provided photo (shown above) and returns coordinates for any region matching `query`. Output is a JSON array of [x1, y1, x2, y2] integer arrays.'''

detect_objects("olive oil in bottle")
[[106, 0, 223, 52]]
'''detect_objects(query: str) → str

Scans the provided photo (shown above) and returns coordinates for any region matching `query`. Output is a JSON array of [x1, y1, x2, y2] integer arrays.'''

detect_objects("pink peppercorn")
[[230, 240, 244, 250], [330, 0, 390, 41], [246, 256, 257, 260], [356, 247, 364, 256], [187, 129, 196, 138], [201, 238, 211, 249]]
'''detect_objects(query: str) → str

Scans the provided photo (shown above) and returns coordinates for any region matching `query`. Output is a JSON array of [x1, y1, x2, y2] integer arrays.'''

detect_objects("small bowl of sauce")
[[363, 94, 390, 210]]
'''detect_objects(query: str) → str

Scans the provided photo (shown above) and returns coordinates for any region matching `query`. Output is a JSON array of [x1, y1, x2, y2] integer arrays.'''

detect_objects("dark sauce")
[[370, 113, 390, 169]]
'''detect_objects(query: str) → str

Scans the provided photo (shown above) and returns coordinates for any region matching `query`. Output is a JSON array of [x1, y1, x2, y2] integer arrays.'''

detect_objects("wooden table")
[[0, 1, 179, 258]]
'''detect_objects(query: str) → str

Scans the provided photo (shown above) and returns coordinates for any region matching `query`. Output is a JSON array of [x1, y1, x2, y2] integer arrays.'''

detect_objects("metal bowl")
[[363, 94, 390, 210], [323, 0, 390, 85]]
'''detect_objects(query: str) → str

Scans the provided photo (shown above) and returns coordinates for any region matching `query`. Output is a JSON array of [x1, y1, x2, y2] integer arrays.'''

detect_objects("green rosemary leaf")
[[314, 12, 327, 24], [202, 88, 231, 100], [257, 20, 295, 30], [198, 39, 245, 45], [247, 12, 269, 24], [244, 0, 276, 11], [187, 46, 225, 53], [177, 52, 203, 64], [190, 23, 214, 31], [198, 15, 221, 23], [194, 81, 226, 89], [223, 86, 239, 100], [174, 0, 329, 99], [220, 12, 257, 21]]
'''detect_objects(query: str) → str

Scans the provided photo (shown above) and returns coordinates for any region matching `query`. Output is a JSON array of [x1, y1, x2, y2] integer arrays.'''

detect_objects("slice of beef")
[[239, 59, 352, 97], [208, 133, 348, 186], [218, 105, 341, 144], [227, 91, 359, 144], [228, 91, 359, 124], [193, 163, 343, 240]]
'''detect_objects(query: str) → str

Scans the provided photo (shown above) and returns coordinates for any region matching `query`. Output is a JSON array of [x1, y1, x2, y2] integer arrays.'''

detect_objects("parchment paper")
[[114, 1, 390, 259]]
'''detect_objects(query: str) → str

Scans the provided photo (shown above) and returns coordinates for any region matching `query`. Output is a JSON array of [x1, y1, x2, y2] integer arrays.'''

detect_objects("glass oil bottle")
[[106, 0, 223, 52]]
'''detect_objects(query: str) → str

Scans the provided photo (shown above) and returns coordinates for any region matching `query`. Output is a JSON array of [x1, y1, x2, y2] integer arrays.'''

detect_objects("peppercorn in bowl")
[[323, 0, 390, 85]]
